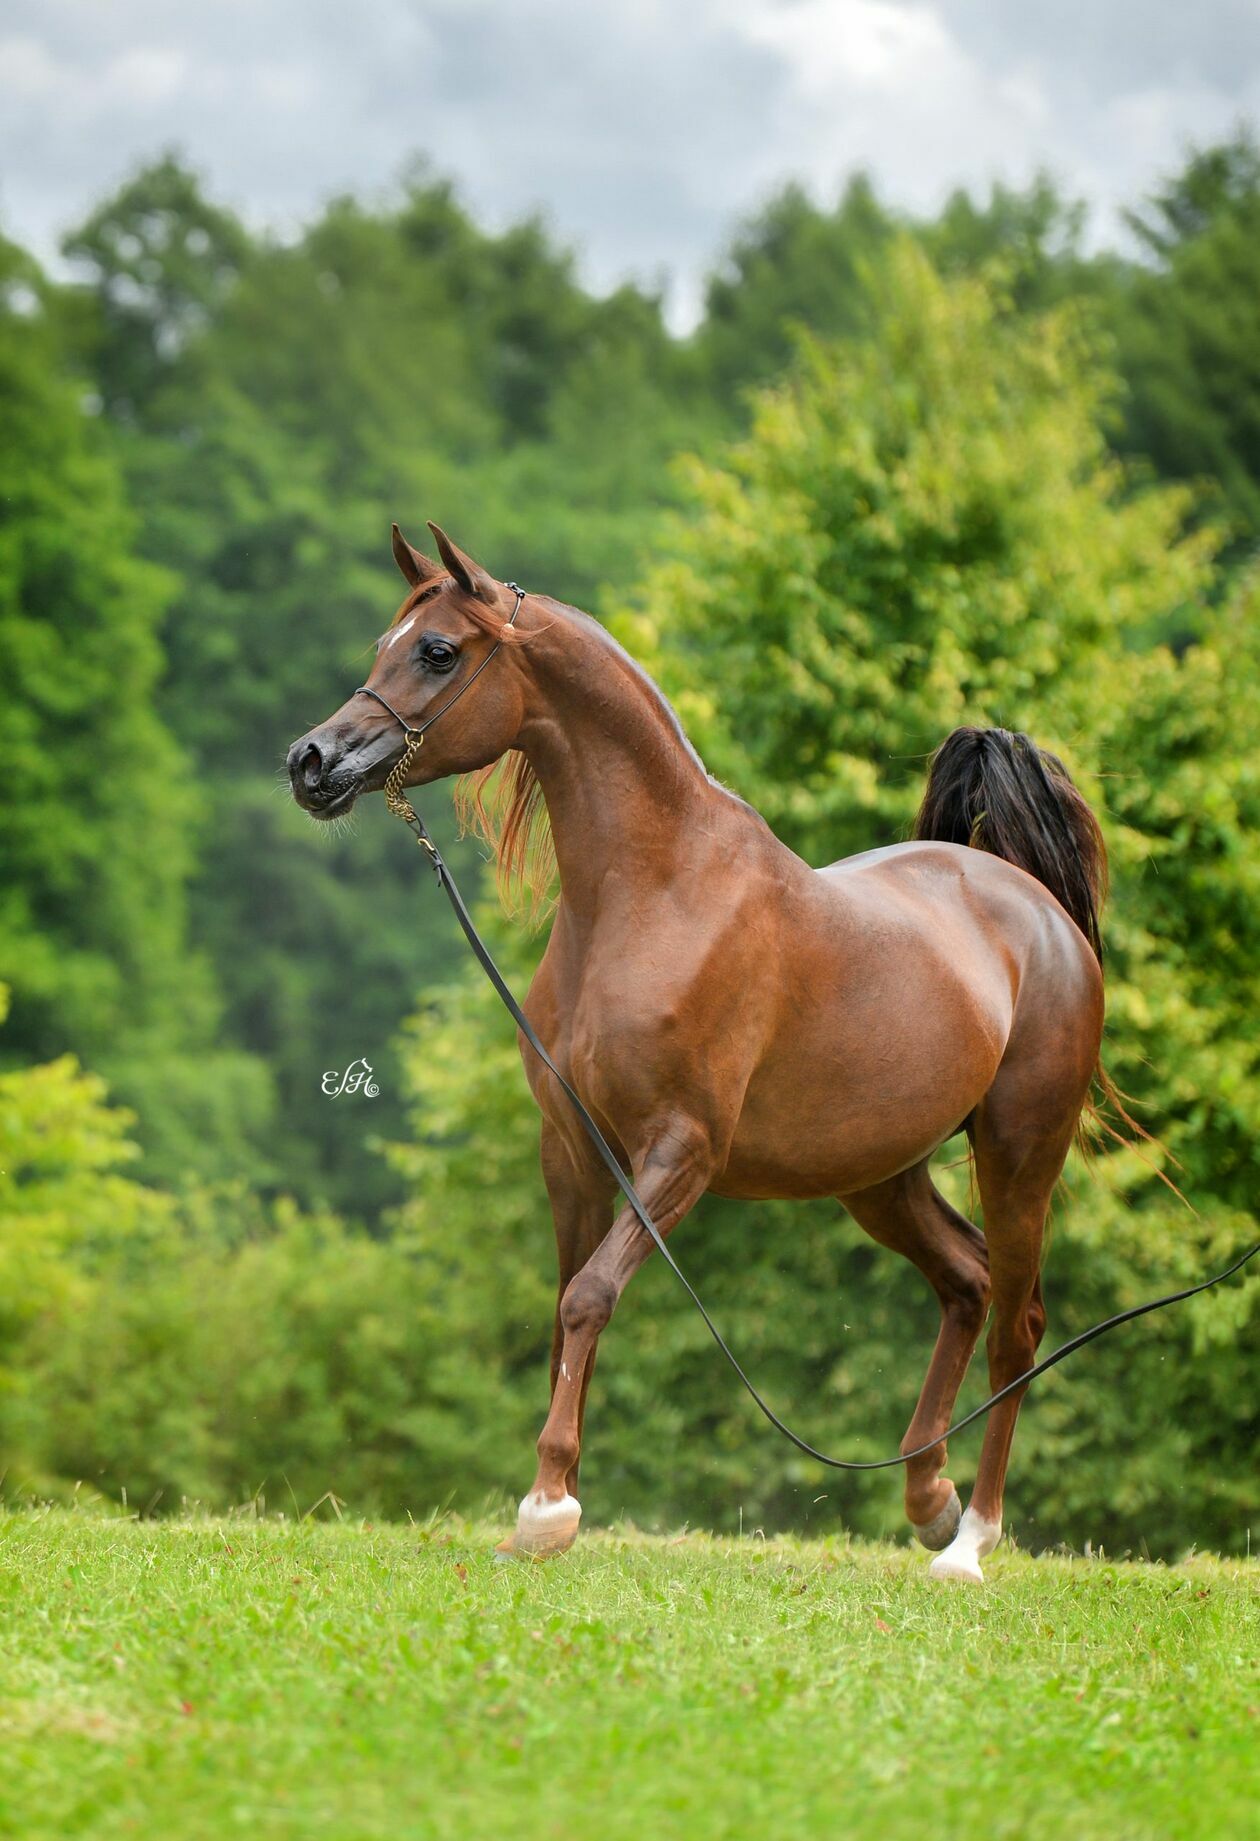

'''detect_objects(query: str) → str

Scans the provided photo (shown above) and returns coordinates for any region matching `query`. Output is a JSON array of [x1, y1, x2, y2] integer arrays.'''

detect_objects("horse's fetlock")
[[536, 1430, 579, 1476]]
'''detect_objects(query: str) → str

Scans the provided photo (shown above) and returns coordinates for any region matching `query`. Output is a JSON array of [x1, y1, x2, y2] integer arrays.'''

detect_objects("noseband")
[[355, 581, 525, 819]]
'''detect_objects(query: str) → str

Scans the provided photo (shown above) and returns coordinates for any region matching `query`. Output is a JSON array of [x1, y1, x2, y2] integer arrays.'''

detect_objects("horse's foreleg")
[[501, 1126, 712, 1559], [842, 1165, 991, 1548], [540, 1128, 617, 1498]]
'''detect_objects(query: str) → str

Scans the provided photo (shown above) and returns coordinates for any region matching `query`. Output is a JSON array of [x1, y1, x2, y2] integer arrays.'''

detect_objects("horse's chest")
[[529, 933, 761, 1134]]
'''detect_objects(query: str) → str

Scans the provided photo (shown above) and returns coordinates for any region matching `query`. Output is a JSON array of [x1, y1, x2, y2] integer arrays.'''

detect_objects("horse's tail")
[[913, 727, 1178, 1182], [912, 726, 1107, 964]]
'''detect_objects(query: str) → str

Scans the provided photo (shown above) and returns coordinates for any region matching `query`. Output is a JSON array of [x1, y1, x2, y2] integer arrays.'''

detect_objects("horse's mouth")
[[303, 779, 363, 821], [289, 732, 399, 819]]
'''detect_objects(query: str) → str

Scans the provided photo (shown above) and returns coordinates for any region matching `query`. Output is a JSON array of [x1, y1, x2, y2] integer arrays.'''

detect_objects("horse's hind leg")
[[929, 1072, 1082, 1585], [842, 1164, 991, 1549]]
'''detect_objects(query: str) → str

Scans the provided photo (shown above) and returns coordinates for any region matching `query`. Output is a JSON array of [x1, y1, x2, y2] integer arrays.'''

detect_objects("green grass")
[[0, 1511, 1255, 1839]]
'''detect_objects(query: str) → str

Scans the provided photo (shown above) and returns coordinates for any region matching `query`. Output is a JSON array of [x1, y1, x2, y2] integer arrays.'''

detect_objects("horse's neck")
[[516, 603, 724, 921]]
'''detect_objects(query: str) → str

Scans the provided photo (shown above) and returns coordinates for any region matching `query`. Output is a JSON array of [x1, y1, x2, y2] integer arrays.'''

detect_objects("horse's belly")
[[711, 1098, 970, 1200], [710, 977, 1009, 1200]]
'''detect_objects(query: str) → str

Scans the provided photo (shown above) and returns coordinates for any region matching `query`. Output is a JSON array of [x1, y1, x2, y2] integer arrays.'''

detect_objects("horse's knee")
[[560, 1267, 617, 1340]]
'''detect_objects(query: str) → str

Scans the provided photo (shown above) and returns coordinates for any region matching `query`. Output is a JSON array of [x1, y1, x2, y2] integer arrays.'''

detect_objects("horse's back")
[[816, 838, 1100, 987]]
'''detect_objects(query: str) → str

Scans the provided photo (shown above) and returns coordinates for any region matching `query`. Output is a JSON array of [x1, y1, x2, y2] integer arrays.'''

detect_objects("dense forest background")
[[2, 135, 1258, 1552]]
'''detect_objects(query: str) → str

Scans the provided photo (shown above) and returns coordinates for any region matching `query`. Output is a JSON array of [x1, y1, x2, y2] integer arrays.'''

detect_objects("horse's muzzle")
[[287, 725, 388, 819]]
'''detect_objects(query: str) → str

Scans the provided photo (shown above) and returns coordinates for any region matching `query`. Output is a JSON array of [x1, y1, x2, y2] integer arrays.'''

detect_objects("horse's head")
[[287, 523, 530, 820]]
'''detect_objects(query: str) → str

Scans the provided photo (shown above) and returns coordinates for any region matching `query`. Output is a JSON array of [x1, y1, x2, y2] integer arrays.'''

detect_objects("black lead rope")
[[359, 589, 1260, 1473]]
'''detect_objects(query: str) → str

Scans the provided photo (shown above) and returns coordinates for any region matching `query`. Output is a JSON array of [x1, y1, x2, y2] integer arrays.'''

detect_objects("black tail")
[[913, 727, 1108, 965]]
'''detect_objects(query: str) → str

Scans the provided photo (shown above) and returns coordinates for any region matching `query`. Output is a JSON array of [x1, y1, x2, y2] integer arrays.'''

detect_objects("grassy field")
[[0, 1511, 1255, 1840]]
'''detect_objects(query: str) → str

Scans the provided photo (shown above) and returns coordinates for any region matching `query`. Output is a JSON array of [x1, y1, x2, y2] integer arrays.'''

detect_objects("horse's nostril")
[[299, 741, 323, 791]]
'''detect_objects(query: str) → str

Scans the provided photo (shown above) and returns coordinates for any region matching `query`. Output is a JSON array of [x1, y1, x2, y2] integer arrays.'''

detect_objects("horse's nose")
[[288, 737, 326, 795]]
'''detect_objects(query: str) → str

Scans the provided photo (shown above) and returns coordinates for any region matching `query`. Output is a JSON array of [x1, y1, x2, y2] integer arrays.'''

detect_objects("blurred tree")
[[924, 173, 1106, 311], [693, 171, 1107, 401], [640, 242, 1211, 855], [1110, 129, 1260, 544], [62, 152, 251, 421], [0, 233, 269, 1182], [0, 983, 175, 1466], [695, 175, 893, 395]]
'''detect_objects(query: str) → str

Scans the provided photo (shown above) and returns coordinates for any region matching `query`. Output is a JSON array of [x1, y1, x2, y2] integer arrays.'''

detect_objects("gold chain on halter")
[[383, 729, 424, 822]]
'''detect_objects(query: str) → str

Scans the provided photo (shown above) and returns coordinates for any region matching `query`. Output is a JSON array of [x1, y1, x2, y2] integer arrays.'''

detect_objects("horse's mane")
[[388, 579, 557, 923], [454, 752, 556, 925]]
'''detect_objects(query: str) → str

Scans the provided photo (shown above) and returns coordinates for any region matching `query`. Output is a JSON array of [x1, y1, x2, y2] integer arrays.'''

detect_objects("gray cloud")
[[1, 1, 1257, 328]]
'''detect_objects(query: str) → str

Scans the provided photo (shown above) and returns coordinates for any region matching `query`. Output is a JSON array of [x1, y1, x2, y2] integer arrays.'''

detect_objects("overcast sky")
[[3, 0, 1259, 327]]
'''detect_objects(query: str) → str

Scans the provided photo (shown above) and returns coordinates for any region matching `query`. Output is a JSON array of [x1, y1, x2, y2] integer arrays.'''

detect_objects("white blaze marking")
[[385, 614, 416, 650]]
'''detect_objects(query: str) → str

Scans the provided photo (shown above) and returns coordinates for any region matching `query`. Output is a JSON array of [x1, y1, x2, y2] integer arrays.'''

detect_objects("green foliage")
[[7, 1199, 537, 1517], [0, 985, 175, 1394], [62, 151, 253, 419], [694, 170, 1100, 402], [0, 1514, 1256, 1840], [696, 175, 893, 393], [631, 240, 1212, 856], [2, 139, 1259, 1550], [1110, 129, 1260, 542], [0, 232, 186, 1057], [0, 239, 266, 1181]]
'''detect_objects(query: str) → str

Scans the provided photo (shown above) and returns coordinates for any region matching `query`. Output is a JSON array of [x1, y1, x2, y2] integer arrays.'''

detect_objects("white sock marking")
[[516, 1490, 581, 1538], [928, 1505, 1001, 1583]]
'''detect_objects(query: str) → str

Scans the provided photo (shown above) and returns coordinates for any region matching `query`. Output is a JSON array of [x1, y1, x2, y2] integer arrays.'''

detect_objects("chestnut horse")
[[288, 523, 1106, 1583]]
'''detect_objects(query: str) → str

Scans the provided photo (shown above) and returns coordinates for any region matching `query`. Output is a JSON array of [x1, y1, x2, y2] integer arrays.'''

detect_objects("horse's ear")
[[427, 522, 497, 602], [391, 522, 442, 588]]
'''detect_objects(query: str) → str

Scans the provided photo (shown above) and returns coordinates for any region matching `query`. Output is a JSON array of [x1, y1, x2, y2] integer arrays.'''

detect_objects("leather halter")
[[355, 581, 526, 746]]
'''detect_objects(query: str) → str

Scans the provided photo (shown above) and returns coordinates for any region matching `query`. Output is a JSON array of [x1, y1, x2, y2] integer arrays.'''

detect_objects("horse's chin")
[[304, 780, 363, 821]]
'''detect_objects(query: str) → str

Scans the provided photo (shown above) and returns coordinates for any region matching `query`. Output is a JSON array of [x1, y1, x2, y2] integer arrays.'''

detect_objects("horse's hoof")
[[928, 1505, 1001, 1585], [498, 1490, 582, 1561], [928, 1549, 986, 1584], [912, 1484, 962, 1551]]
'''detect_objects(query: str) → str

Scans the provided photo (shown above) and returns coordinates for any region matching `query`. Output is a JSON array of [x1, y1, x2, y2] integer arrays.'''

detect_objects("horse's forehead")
[[379, 611, 419, 652], [376, 581, 475, 652]]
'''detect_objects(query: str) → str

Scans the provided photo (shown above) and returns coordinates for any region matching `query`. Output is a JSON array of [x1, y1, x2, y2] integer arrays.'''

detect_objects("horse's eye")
[[423, 640, 457, 672]]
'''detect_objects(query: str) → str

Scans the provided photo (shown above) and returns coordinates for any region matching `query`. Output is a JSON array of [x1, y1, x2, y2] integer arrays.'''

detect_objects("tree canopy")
[[1, 141, 1257, 1549]]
